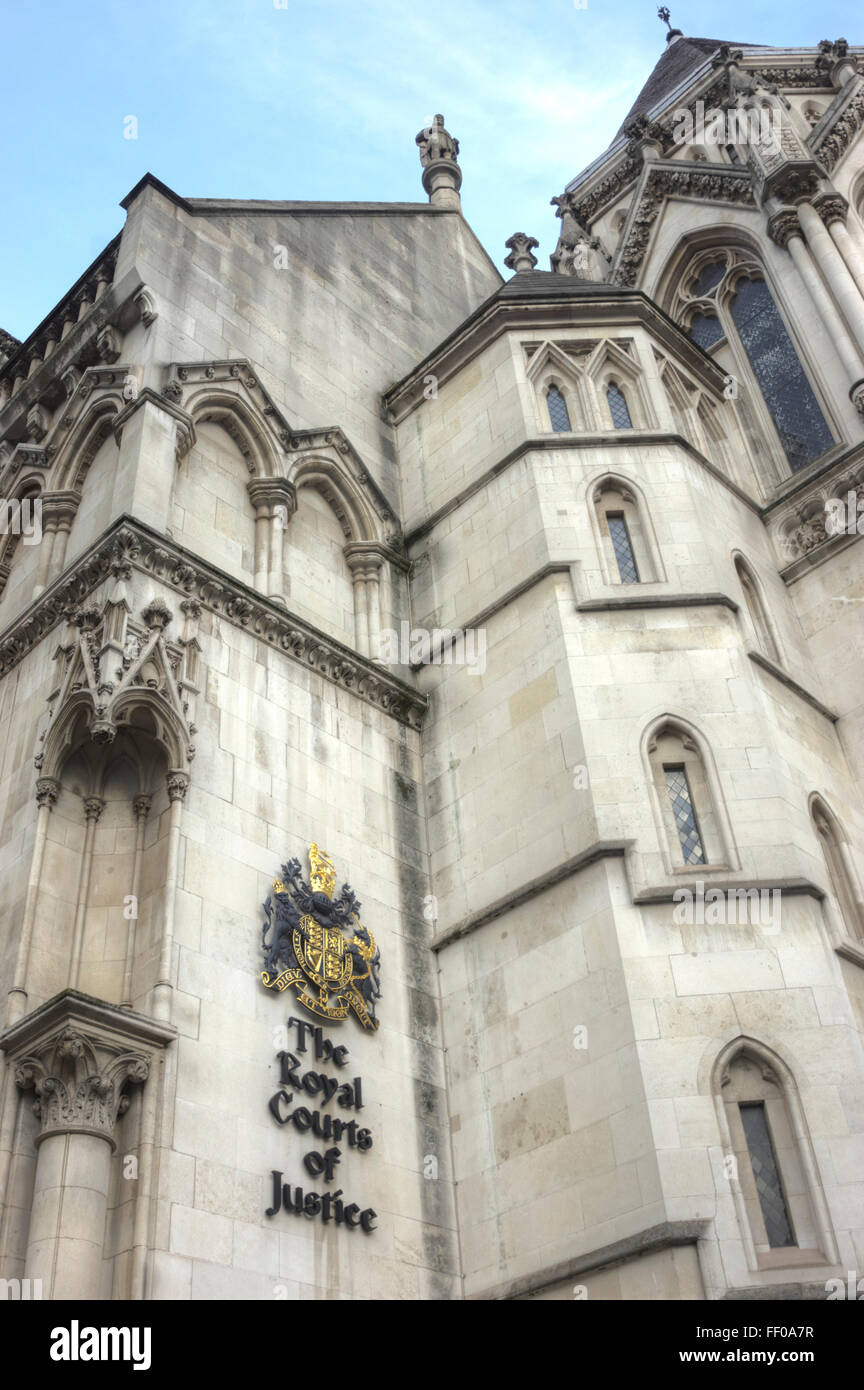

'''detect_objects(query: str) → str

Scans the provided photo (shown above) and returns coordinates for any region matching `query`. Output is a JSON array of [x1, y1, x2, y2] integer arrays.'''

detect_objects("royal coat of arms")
[[260, 844, 381, 1031]]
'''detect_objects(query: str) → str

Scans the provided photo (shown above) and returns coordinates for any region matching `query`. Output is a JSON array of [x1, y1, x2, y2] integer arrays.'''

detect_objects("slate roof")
[[614, 35, 765, 138], [496, 270, 629, 299]]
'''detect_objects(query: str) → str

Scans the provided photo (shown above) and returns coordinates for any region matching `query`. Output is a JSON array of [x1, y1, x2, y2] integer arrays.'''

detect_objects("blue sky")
[[0, 0, 855, 339]]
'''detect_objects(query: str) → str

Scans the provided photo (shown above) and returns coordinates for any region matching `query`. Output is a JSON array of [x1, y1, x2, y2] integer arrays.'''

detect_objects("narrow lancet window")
[[607, 383, 632, 429], [607, 512, 639, 583], [547, 385, 571, 432], [664, 764, 706, 865]]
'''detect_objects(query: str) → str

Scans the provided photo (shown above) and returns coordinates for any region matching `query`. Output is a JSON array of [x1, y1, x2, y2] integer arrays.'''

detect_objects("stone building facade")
[[1, 32, 863, 1302]]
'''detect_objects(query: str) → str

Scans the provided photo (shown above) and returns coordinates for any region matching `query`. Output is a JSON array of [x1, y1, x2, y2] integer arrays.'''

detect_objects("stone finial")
[[658, 6, 682, 43], [504, 234, 539, 273], [416, 115, 462, 209], [816, 38, 857, 88]]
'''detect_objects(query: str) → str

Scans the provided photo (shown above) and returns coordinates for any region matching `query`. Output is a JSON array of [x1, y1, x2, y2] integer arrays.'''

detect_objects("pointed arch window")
[[810, 795, 864, 960], [715, 1041, 835, 1268], [675, 251, 834, 474], [734, 555, 780, 665], [646, 719, 735, 872], [606, 382, 632, 429], [546, 384, 571, 432], [592, 478, 661, 585]]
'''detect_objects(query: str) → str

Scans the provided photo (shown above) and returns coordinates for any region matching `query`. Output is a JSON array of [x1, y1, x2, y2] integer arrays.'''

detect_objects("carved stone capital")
[[40, 490, 82, 527], [813, 192, 849, 226], [343, 542, 387, 580], [246, 477, 298, 517], [83, 795, 105, 822], [0, 992, 176, 1152], [166, 770, 190, 803], [761, 165, 823, 207], [132, 793, 152, 820], [35, 777, 60, 809], [766, 208, 802, 248]]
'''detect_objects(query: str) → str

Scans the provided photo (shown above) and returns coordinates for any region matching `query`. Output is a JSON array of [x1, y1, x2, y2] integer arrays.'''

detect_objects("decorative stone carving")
[[135, 286, 158, 326], [813, 193, 848, 226], [772, 454, 864, 563], [35, 777, 60, 808], [613, 165, 754, 286], [96, 326, 120, 364], [415, 113, 459, 166], [2, 521, 425, 730], [767, 208, 802, 248], [415, 114, 462, 207], [816, 37, 857, 88], [15, 1026, 149, 1147], [813, 87, 864, 171], [166, 771, 190, 803], [623, 113, 671, 162], [141, 598, 172, 632], [25, 403, 49, 443], [40, 589, 196, 772], [504, 234, 539, 273]]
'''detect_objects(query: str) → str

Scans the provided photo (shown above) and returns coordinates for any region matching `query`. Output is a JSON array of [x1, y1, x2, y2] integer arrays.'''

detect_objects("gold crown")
[[308, 843, 336, 898]]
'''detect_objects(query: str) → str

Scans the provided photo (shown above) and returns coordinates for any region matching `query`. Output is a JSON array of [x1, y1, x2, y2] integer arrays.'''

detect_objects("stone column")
[[44, 492, 81, 587], [69, 797, 105, 989], [31, 513, 58, 598], [7, 779, 60, 1028], [797, 200, 864, 356], [247, 479, 271, 594], [345, 544, 386, 661], [268, 480, 297, 604], [768, 209, 864, 412], [815, 194, 864, 303], [121, 795, 151, 1009], [153, 771, 189, 1023], [0, 993, 176, 1300], [247, 478, 296, 603]]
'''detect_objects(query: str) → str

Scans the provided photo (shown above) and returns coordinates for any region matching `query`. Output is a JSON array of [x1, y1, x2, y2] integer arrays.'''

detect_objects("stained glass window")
[[607, 513, 639, 583], [547, 385, 571, 432], [739, 1103, 795, 1248], [677, 254, 834, 475], [688, 311, 724, 352], [607, 383, 632, 429], [730, 278, 834, 472], [691, 262, 726, 297], [664, 764, 706, 865]]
